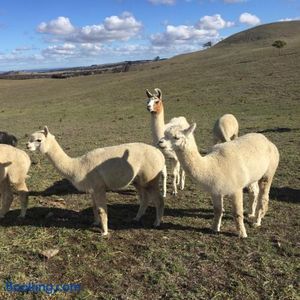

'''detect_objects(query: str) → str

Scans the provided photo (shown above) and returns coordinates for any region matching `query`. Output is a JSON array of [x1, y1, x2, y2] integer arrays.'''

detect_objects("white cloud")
[[151, 14, 233, 50], [148, 0, 176, 5], [104, 12, 139, 30], [0, 51, 44, 70], [37, 12, 142, 43], [42, 43, 104, 60], [79, 43, 102, 56], [74, 12, 142, 42], [104, 44, 150, 56], [196, 14, 234, 30], [42, 43, 76, 58], [37, 16, 75, 35], [151, 25, 217, 46], [239, 12, 261, 26]]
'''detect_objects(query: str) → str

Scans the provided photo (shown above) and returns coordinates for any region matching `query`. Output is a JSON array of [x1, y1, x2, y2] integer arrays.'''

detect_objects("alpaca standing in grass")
[[159, 123, 279, 238], [0, 145, 30, 218], [213, 113, 259, 217], [146, 88, 189, 196], [27, 126, 165, 236]]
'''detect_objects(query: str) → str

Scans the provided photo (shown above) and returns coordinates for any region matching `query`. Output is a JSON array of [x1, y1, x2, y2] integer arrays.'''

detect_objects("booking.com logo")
[[4, 280, 81, 295]]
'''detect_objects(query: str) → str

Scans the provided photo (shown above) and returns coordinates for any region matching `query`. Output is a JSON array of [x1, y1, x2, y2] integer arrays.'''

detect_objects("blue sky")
[[0, 0, 299, 71]]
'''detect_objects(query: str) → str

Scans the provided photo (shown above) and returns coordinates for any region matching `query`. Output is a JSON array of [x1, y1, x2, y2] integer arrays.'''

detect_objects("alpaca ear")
[[146, 89, 153, 98], [122, 149, 129, 160], [154, 88, 162, 99], [43, 126, 49, 137], [184, 123, 196, 137]]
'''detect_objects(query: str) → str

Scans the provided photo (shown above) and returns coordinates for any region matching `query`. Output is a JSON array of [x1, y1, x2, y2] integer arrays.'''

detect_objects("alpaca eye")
[[174, 136, 180, 140], [36, 139, 42, 142]]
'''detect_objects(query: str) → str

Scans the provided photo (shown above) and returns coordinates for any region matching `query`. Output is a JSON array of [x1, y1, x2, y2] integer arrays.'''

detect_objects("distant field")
[[0, 21, 299, 299]]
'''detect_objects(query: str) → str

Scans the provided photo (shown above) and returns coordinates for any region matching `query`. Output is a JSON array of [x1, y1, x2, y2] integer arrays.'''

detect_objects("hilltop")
[[217, 20, 300, 46]]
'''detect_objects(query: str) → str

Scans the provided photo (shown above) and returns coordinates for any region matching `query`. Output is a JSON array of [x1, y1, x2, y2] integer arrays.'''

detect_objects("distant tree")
[[153, 56, 160, 61], [123, 61, 132, 72], [272, 40, 287, 56], [203, 41, 212, 48]]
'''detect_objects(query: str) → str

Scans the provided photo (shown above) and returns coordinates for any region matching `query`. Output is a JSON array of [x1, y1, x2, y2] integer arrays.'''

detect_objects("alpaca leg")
[[0, 181, 4, 214], [0, 179, 13, 218], [170, 160, 179, 196], [248, 182, 259, 218], [18, 191, 28, 218], [152, 191, 164, 227], [146, 179, 164, 227], [0, 181, 5, 218], [15, 181, 29, 218], [211, 195, 223, 232], [161, 164, 167, 198], [253, 177, 273, 228], [92, 191, 108, 236], [232, 190, 247, 238], [92, 198, 100, 226], [133, 185, 149, 222], [175, 161, 180, 186], [180, 168, 185, 191]]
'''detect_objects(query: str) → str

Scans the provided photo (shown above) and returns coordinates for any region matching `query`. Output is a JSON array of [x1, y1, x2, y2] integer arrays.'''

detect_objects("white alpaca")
[[213, 114, 239, 144], [159, 123, 279, 238], [0, 145, 30, 218], [146, 88, 189, 196], [27, 126, 165, 236], [213, 113, 259, 218]]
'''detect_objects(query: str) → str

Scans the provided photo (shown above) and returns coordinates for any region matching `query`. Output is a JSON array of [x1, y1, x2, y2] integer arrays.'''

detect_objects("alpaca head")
[[145, 88, 163, 114], [158, 123, 197, 151], [26, 126, 53, 154]]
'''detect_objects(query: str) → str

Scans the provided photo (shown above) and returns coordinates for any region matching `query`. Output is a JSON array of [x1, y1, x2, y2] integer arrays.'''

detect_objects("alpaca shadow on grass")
[[164, 206, 233, 221], [257, 127, 293, 134], [270, 186, 300, 203], [0, 204, 236, 237], [29, 179, 137, 197], [29, 179, 83, 197]]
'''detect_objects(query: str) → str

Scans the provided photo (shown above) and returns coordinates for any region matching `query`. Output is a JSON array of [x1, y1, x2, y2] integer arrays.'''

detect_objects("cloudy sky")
[[0, 0, 299, 71]]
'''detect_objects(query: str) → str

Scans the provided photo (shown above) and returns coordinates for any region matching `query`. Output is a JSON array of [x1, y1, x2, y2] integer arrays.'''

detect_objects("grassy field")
[[0, 21, 299, 299]]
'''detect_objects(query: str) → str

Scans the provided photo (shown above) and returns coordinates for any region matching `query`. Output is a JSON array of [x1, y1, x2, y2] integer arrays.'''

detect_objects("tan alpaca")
[[146, 88, 189, 196], [27, 126, 165, 236], [159, 123, 279, 238], [0, 145, 30, 218], [213, 113, 259, 218]]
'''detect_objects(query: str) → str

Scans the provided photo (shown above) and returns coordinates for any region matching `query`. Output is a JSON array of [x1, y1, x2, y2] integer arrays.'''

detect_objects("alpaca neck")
[[175, 138, 209, 184], [151, 106, 165, 145], [45, 137, 77, 181]]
